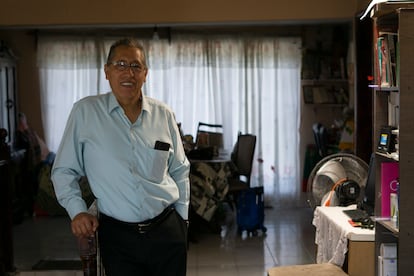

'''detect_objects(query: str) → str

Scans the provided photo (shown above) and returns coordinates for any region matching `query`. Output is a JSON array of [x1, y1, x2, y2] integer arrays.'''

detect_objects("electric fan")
[[307, 153, 369, 209]]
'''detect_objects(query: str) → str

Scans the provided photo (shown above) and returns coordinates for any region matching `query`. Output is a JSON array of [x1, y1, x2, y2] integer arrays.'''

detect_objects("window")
[[38, 33, 302, 204]]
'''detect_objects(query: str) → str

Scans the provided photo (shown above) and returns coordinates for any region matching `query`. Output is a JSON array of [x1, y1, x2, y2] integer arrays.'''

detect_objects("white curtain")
[[37, 33, 302, 206]]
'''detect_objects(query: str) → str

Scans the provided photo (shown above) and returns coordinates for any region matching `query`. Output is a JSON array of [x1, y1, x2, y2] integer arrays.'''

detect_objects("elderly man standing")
[[52, 38, 190, 276]]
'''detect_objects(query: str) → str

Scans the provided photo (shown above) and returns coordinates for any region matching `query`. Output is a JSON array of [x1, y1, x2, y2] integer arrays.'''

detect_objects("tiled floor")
[[11, 193, 316, 276]]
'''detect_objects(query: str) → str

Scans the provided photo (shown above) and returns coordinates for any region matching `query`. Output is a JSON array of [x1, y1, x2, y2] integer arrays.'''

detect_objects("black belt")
[[100, 206, 174, 234]]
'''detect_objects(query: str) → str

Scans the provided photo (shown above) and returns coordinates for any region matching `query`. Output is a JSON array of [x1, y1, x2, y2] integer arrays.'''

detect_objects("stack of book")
[[377, 32, 398, 87]]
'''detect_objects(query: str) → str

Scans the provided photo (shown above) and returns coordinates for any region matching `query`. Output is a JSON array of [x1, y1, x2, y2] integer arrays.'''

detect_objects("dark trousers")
[[98, 209, 188, 276]]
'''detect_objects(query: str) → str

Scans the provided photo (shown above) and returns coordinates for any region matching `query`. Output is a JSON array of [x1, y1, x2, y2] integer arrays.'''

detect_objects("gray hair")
[[106, 38, 147, 69]]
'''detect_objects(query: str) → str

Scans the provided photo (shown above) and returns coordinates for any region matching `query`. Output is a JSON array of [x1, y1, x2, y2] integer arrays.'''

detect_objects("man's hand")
[[71, 212, 99, 238]]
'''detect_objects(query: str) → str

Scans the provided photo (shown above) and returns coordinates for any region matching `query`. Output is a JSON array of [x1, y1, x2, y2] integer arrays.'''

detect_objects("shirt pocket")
[[145, 148, 170, 183]]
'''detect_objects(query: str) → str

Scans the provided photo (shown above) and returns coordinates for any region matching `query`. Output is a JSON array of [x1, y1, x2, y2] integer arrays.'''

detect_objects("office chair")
[[312, 123, 340, 158], [230, 134, 256, 187], [312, 123, 328, 158], [226, 133, 257, 206]]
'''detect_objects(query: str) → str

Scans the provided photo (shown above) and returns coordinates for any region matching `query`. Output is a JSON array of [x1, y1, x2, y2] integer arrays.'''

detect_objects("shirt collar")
[[108, 92, 151, 115], [108, 93, 119, 113], [141, 94, 151, 115]]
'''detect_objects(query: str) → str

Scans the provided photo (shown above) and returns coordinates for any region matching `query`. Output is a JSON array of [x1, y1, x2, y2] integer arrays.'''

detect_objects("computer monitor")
[[377, 126, 397, 153], [379, 133, 388, 146], [361, 153, 376, 216]]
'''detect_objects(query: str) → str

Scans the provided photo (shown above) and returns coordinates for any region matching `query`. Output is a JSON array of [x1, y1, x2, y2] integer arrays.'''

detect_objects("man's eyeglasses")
[[108, 60, 144, 72]]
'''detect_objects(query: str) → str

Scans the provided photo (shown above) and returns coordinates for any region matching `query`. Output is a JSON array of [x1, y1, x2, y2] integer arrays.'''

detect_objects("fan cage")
[[306, 153, 369, 209]]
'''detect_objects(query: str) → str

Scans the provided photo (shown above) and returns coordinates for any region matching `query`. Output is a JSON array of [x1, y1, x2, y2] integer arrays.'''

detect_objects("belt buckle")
[[137, 222, 151, 234]]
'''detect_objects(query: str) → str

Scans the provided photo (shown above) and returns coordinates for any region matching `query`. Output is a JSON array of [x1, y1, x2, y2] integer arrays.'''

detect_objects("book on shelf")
[[311, 87, 334, 104], [388, 91, 399, 126], [376, 36, 383, 85], [379, 36, 390, 86], [375, 33, 399, 88], [373, 24, 381, 87], [386, 33, 398, 87]]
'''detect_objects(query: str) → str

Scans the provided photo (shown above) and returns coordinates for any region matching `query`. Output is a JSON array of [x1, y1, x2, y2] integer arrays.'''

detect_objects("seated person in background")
[[15, 112, 54, 164], [14, 112, 54, 215], [15, 112, 42, 167]]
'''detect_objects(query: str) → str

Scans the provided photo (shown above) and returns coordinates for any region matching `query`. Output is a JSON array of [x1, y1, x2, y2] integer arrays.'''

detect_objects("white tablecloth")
[[312, 205, 375, 266]]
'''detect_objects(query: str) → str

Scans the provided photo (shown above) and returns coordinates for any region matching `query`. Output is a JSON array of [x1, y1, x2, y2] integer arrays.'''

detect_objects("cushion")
[[267, 263, 348, 276]]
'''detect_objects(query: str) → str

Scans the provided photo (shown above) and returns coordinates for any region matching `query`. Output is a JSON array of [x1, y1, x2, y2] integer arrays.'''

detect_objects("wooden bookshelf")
[[301, 25, 350, 107], [369, 4, 414, 276]]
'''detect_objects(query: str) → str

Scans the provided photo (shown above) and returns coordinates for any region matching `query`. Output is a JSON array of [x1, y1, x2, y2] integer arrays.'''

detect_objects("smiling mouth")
[[120, 81, 134, 87]]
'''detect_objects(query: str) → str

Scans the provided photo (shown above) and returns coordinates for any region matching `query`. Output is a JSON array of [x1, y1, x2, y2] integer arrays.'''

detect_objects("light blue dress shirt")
[[51, 92, 190, 222]]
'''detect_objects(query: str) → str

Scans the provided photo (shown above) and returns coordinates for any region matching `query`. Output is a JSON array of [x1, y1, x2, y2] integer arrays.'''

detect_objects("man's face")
[[104, 45, 148, 103]]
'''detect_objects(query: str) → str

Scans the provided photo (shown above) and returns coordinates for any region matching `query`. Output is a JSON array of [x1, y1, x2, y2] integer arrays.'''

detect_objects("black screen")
[[362, 153, 376, 215]]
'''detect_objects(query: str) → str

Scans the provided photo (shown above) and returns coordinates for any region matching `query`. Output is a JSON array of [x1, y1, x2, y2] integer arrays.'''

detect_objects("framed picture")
[[303, 86, 314, 104]]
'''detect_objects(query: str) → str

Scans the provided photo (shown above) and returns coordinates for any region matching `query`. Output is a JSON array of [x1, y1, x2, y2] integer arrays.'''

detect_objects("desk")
[[189, 154, 233, 221], [313, 205, 375, 276]]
